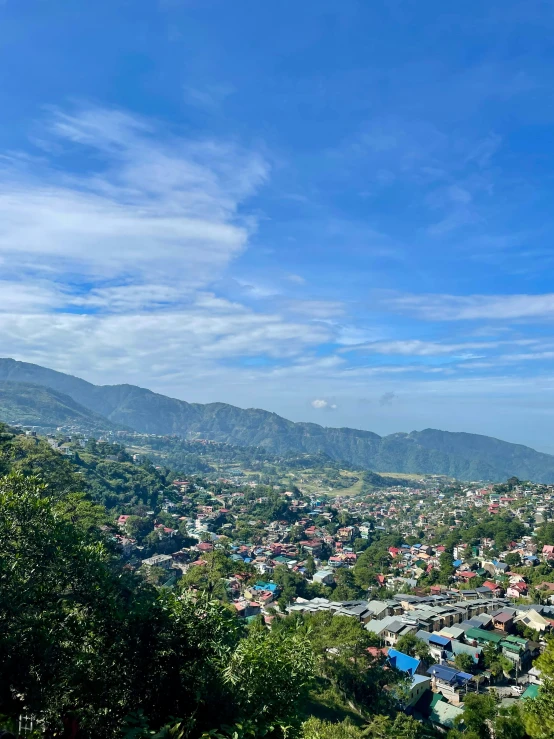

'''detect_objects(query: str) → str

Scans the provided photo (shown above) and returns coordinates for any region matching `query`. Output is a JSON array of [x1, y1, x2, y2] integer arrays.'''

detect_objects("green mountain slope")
[[1, 357, 554, 482], [0, 381, 124, 432]]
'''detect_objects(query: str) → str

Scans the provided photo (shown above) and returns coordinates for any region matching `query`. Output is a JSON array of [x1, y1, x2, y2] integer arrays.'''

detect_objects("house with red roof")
[[482, 580, 504, 596], [456, 570, 477, 582]]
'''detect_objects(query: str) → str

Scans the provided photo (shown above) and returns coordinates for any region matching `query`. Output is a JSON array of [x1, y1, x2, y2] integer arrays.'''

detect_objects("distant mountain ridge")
[[1, 357, 554, 482], [0, 381, 125, 433]]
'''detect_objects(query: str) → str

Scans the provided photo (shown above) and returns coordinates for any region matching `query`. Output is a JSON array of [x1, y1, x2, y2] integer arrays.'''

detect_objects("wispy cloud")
[[0, 104, 347, 386], [184, 84, 236, 111], [0, 105, 267, 290], [343, 338, 538, 357], [382, 292, 554, 321]]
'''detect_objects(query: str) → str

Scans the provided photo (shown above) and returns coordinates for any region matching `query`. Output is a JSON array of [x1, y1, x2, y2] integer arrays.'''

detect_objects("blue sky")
[[2, 1, 554, 450]]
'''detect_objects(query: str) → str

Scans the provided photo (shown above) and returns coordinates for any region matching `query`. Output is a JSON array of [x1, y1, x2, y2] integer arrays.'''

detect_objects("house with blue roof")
[[427, 664, 472, 701], [253, 581, 279, 593], [415, 629, 451, 661], [387, 649, 421, 676], [387, 650, 431, 709]]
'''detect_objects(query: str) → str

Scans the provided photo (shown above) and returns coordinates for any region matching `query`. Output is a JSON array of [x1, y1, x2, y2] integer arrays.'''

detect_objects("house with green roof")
[[465, 627, 504, 645], [413, 691, 464, 730]]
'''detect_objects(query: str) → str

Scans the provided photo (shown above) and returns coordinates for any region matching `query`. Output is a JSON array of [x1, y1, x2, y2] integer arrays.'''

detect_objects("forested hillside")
[[2, 358, 554, 482], [0, 425, 173, 511], [0, 381, 123, 433]]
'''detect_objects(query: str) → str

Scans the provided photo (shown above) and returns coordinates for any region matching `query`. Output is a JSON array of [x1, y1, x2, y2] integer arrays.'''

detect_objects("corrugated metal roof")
[[388, 648, 420, 675]]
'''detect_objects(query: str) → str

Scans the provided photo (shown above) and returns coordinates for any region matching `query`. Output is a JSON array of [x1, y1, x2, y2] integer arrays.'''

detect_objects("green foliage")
[[363, 714, 424, 739], [305, 555, 316, 577], [455, 693, 498, 739], [276, 611, 404, 717], [505, 552, 522, 567], [332, 569, 365, 601], [125, 514, 154, 539], [301, 717, 362, 739], [179, 550, 252, 600], [524, 637, 554, 739], [449, 695, 526, 739], [0, 472, 317, 738], [494, 704, 526, 739], [437, 550, 455, 585], [223, 628, 315, 729], [454, 653, 474, 673], [396, 633, 434, 663]]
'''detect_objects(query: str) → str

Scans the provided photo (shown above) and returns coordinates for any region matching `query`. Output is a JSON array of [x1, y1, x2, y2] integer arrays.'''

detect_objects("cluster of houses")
[[288, 591, 552, 730], [109, 478, 554, 619]]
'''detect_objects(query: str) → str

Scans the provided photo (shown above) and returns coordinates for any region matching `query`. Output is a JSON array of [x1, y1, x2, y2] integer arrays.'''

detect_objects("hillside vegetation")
[[0, 381, 123, 432]]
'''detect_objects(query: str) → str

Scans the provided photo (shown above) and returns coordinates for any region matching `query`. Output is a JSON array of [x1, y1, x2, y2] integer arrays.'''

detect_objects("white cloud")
[[311, 398, 337, 410], [0, 104, 353, 388], [345, 338, 535, 356], [382, 292, 554, 321], [0, 297, 334, 384], [0, 105, 268, 288], [286, 273, 306, 284], [282, 300, 345, 319]]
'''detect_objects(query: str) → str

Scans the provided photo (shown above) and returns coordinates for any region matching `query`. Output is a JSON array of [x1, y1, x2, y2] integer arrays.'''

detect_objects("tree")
[[332, 568, 364, 601], [454, 652, 475, 673], [54, 491, 109, 532], [223, 628, 314, 732], [495, 704, 526, 739], [363, 714, 423, 739], [300, 716, 363, 739], [0, 471, 315, 738], [296, 611, 403, 715], [438, 550, 455, 585], [505, 552, 522, 567], [126, 514, 153, 540], [483, 641, 500, 669], [524, 637, 554, 739], [396, 633, 433, 663], [498, 655, 514, 677], [305, 555, 316, 578], [273, 564, 308, 610], [301, 717, 362, 739], [457, 693, 498, 739]]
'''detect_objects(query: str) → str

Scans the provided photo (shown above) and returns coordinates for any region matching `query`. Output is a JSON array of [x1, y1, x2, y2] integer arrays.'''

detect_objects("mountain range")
[[1, 357, 553, 482]]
